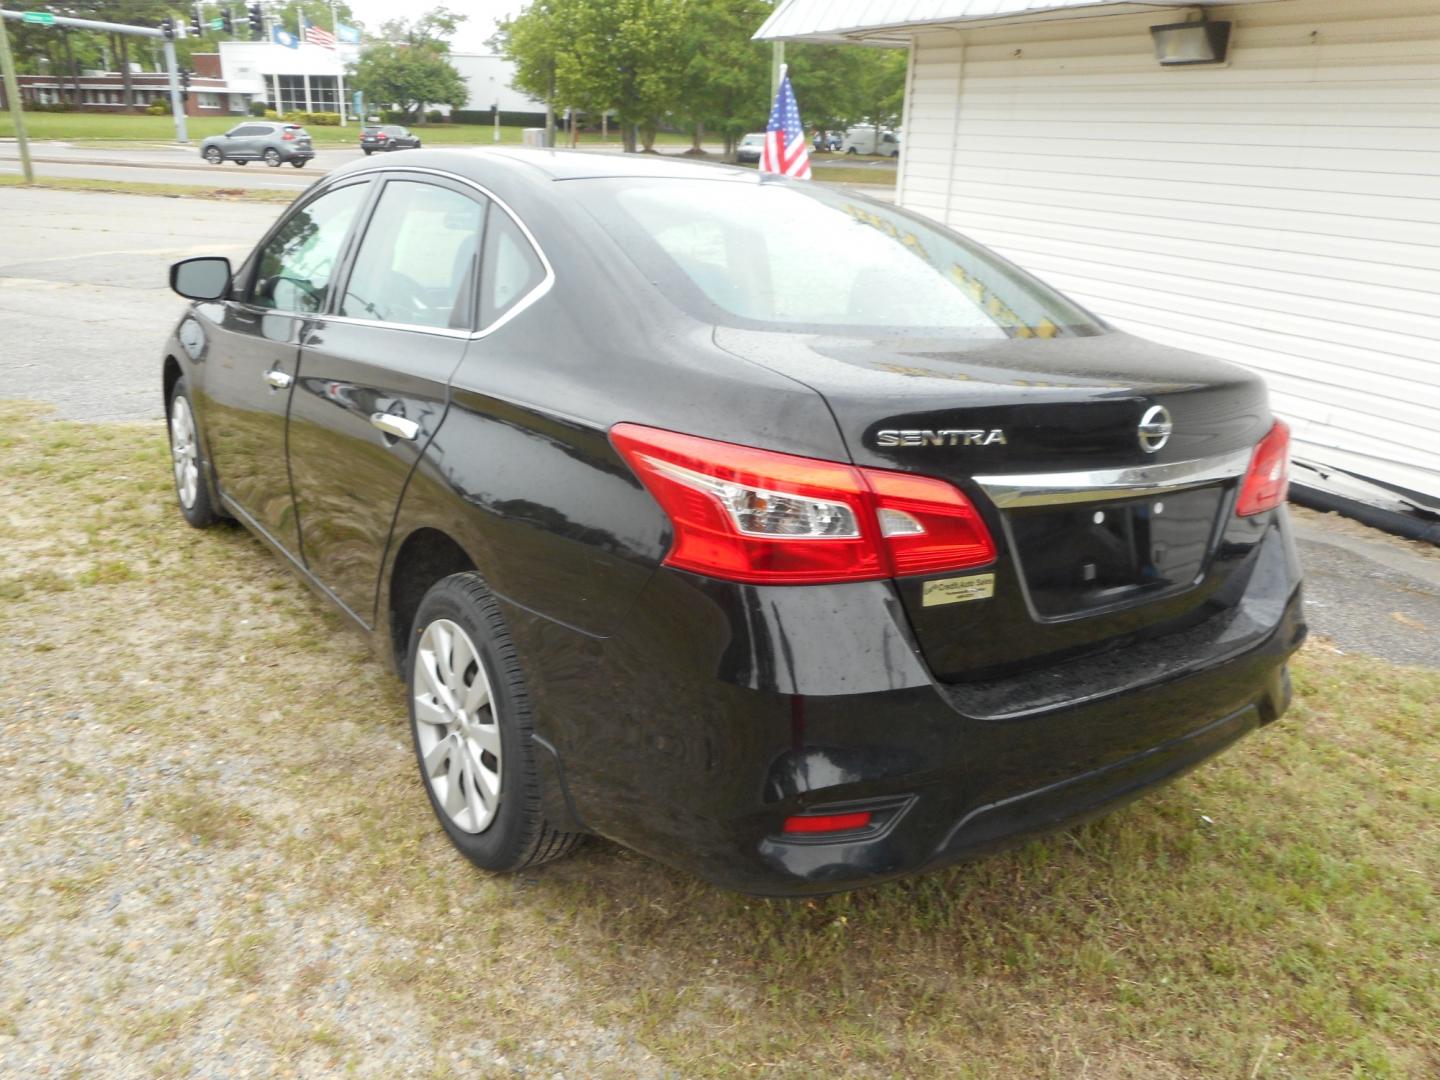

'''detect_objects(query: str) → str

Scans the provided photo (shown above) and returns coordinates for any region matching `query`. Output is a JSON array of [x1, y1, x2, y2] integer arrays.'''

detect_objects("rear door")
[[286, 173, 486, 624], [230, 123, 267, 159], [197, 178, 372, 554]]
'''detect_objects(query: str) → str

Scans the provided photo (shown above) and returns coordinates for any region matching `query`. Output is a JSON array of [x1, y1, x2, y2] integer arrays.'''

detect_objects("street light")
[[493, 100, 500, 143]]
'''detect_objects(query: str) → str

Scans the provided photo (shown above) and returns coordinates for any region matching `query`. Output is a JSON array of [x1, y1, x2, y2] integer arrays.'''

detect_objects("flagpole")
[[332, 1, 346, 126]]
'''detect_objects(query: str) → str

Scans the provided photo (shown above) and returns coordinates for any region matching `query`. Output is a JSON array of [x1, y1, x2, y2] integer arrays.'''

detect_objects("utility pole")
[[163, 37, 188, 143], [0, 14, 33, 183], [770, 41, 785, 100]]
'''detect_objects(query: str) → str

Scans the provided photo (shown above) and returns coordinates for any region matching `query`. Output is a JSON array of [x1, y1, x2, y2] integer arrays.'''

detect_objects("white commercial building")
[[757, 0, 1440, 513], [449, 54, 548, 116], [218, 39, 362, 116]]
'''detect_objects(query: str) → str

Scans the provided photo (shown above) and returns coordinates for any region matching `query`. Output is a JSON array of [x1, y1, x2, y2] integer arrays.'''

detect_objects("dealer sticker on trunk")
[[922, 573, 995, 607]]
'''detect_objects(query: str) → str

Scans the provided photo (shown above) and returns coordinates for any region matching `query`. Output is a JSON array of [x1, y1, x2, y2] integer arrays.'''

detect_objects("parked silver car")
[[200, 121, 315, 168]]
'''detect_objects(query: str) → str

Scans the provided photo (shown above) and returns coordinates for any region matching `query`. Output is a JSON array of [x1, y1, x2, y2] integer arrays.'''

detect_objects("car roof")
[[443, 147, 758, 183]]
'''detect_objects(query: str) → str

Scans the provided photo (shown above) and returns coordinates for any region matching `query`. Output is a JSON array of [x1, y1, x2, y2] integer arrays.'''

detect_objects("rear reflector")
[[1236, 420, 1291, 516], [609, 423, 995, 585], [783, 811, 873, 834]]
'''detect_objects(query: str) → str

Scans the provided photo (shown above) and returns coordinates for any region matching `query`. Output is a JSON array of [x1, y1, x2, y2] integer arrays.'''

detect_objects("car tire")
[[406, 572, 585, 873], [204, 147, 223, 164], [290, 160, 305, 168], [167, 377, 220, 529], [263, 148, 281, 167], [414, 141, 421, 149], [236, 160, 248, 166], [846, 146, 858, 155], [363, 149, 373, 155]]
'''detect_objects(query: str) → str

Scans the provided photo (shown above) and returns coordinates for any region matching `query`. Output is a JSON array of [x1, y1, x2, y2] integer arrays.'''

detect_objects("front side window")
[[340, 180, 485, 330], [251, 182, 369, 313], [575, 179, 1103, 338]]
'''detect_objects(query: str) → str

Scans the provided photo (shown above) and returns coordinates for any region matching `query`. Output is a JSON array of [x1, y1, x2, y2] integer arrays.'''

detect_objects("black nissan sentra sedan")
[[163, 150, 1305, 894]]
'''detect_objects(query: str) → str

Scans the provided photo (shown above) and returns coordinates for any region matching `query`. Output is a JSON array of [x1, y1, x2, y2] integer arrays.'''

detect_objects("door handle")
[[263, 368, 293, 390], [370, 412, 420, 441]]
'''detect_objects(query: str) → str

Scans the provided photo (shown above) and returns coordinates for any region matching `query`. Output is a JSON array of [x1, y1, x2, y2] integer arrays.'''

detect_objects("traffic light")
[[221, 7, 234, 34], [160, 17, 174, 39], [181, 69, 192, 91], [248, 3, 263, 39], [188, 11, 203, 37]]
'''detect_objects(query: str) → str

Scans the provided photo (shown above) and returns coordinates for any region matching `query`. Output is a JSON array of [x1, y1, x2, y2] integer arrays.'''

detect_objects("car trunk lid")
[[713, 326, 1273, 681]]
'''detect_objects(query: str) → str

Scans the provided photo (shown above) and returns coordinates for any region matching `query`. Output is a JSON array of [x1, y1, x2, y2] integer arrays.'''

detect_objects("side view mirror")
[[171, 256, 232, 301]]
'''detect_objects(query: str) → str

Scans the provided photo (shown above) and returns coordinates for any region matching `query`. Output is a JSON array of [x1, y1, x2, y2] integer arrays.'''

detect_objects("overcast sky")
[[342, 0, 520, 54]]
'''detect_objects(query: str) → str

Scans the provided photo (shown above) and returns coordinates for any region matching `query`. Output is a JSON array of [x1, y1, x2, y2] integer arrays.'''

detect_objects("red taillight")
[[783, 811, 873, 834], [376, 132, 387, 140], [282, 130, 295, 141], [1236, 419, 1291, 516], [609, 423, 995, 585]]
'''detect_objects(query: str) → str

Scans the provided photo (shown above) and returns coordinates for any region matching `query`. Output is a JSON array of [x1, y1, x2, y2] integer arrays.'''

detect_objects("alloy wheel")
[[413, 619, 502, 833], [169, 395, 200, 509], [264, 149, 281, 167], [204, 147, 222, 164]]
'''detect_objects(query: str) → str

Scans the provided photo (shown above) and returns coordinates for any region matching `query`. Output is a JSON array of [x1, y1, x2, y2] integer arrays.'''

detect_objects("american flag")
[[760, 67, 811, 180], [302, 15, 336, 49]]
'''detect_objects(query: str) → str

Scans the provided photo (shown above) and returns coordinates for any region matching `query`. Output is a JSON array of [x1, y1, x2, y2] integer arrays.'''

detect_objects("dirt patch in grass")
[[1, 400, 1437, 1076], [0, 175, 296, 204]]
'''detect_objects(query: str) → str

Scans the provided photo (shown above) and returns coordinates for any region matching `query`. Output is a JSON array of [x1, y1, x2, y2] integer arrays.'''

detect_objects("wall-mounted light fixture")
[[1150, 20, 1232, 66]]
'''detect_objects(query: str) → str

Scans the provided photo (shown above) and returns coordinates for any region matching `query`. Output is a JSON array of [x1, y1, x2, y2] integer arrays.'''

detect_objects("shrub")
[[425, 109, 444, 124], [380, 109, 409, 124], [146, 99, 168, 115], [280, 110, 340, 126], [249, 100, 268, 117]]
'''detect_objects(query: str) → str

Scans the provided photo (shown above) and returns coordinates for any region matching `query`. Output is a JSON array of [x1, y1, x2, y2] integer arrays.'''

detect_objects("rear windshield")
[[574, 178, 1104, 338]]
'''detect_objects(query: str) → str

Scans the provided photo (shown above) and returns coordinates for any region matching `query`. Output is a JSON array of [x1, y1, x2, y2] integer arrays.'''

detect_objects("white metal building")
[[449, 54, 548, 116], [757, 0, 1440, 509]]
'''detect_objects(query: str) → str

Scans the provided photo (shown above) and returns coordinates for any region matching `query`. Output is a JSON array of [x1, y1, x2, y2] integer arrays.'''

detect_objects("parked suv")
[[736, 132, 765, 163], [200, 122, 315, 168], [163, 150, 1304, 895], [361, 124, 423, 154]]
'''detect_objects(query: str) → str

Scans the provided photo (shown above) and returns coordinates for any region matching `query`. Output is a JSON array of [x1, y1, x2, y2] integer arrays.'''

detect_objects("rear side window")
[[340, 179, 485, 330], [230, 124, 264, 137], [479, 210, 546, 329], [251, 181, 369, 313]]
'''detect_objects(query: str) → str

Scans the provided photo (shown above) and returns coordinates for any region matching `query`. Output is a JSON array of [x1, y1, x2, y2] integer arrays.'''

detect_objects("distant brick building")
[[0, 55, 248, 117]]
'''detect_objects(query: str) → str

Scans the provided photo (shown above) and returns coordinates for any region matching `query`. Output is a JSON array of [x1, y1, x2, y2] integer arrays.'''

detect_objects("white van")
[[841, 125, 900, 157]]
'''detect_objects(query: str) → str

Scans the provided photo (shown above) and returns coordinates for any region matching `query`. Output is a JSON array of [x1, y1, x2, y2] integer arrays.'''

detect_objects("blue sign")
[[336, 22, 361, 45], [271, 24, 299, 49], [352, 90, 364, 117]]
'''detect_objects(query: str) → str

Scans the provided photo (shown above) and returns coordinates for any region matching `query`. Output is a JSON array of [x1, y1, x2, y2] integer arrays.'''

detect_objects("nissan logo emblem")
[[1138, 405, 1173, 453]]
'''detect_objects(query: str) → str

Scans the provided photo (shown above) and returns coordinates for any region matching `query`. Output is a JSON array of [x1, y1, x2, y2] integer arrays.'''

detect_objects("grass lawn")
[[0, 110, 692, 148], [1, 402, 1436, 1076], [0, 173, 296, 203]]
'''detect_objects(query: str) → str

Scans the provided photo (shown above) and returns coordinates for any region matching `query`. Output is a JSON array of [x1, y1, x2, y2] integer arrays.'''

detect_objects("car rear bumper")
[[513, 510, 1305, 895]]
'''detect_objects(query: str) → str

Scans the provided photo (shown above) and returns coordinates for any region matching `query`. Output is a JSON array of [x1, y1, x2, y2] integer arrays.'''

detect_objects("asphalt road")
[[0, 185, 1431, 666], [0, 186, 277, 422]]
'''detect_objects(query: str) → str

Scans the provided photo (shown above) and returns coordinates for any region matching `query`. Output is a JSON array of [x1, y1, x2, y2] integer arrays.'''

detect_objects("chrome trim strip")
[[975, 447, 1253, 509], [321, 314, 472, 339]]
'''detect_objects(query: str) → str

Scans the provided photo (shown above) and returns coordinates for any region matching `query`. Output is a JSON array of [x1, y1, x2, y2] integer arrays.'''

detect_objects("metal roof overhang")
[[753, 1, 1277, 45]]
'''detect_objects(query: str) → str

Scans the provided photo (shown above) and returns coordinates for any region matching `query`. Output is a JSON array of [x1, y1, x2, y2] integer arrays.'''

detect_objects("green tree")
[[500, 0, 687, 153], [349, 45, 467, 122], [375, 6, 464, 50], [678, 0, 770, 157], [491, 1, 568, 144], [787, 43, 906, 133]]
